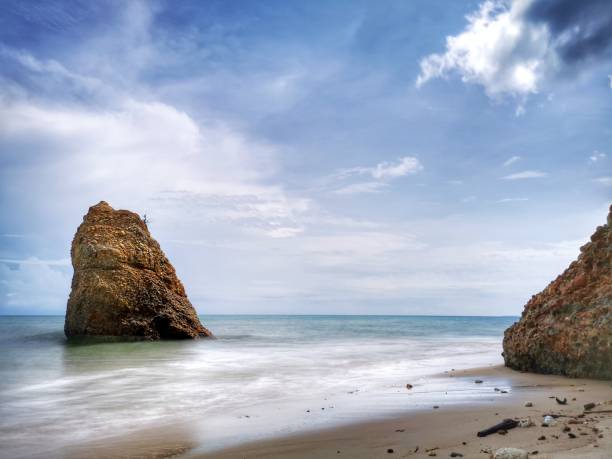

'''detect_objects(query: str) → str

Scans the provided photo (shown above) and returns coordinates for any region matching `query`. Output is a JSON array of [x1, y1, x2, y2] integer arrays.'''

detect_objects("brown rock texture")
[[64, 201, 213, 340], [503, 205, 612, 379]]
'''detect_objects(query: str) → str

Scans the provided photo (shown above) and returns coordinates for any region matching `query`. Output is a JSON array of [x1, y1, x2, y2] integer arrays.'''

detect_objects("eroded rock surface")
[[65, 201, 213, 340], [503, 205, 612, 379]]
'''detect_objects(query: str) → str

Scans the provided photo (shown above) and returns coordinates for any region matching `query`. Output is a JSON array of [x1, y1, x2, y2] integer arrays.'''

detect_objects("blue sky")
[[0, 0, 610, 315]]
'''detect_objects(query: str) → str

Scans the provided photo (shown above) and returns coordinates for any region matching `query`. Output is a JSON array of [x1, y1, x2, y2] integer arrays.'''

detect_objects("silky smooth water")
[[0, 315, 517, 458]]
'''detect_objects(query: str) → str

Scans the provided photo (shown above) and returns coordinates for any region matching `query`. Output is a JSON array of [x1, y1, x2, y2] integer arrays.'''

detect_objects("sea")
[[0, 315, 517, 458]]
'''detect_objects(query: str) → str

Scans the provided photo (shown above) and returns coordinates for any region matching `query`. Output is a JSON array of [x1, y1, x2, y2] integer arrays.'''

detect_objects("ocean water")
[[0, 315, 517, 458]]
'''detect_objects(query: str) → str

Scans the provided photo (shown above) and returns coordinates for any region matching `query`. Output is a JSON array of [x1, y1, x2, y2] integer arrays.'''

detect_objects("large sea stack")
[[503, 205, 612, 379], [65, 201, 213, 340]]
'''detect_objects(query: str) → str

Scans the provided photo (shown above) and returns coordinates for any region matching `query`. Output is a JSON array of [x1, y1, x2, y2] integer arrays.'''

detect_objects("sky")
[[0, 0, 610, 316]]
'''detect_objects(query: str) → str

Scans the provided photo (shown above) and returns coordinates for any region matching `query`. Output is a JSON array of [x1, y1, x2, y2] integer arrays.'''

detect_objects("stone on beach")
[[477, 418, 518, 437], [493, 447, 528, 459], [64, 201, 214, 340], [517, 417, 534, 428], [503, 205, 612, 379], [542, 415, 557, 427]]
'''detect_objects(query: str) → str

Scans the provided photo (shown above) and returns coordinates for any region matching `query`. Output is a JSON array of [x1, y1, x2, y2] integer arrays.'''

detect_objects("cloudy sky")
[[0, 0, 610, 315]]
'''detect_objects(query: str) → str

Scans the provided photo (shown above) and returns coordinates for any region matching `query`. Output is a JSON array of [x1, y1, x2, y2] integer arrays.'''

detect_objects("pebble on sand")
[[493, 447, 528, 459], [542, 415, 557, 426]]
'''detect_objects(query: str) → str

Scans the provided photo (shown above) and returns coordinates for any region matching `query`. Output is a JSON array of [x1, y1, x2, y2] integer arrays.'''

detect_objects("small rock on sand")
[[475, 380, 483, 384], [406, 384, 413, 389], [450, 453, 463, 457], [543, 415, 557, 426], [387, 448, 394, 453], [518, 418, 534, 428], [584, 402, 596, 411], [493, 447, 528, 459], [524, 401, 533, 407]]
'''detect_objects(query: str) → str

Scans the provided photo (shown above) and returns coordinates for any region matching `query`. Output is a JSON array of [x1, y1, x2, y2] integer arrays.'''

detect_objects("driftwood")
[[477, 418, 518, 437], [555, 397, 568, 405]]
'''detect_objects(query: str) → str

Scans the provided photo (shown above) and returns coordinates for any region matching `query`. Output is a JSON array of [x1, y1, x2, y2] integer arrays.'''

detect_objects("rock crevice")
[[64, 201, 213, 340], [503, 205, 612, 379]]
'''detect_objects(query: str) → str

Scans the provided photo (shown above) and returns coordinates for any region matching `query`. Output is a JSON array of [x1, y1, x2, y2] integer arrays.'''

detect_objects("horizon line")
[[0, 313, 520, 318]]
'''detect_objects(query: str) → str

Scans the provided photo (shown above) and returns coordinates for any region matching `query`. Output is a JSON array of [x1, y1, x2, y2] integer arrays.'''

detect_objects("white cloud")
[[0, 97, 314, 235], [0, 260, 72, 313], [503, 155, 521, 166], [589, 151, 606, 163], [593, 177, 612, 186], [0, 45, 104, 93], [266, 227, 305, 238], [501, 170, 547, 180], [371, 156, 423, 179], [416, 0, 553, 98], [333, 182, 388, 195], [297, 231, 425, 268], [497, 197, 528, 203], [332, 157, 422, 195], [338, 156, 423, 181]]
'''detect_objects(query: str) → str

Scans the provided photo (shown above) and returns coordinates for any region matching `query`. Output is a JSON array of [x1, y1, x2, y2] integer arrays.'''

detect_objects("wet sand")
[[60, 366, 612, 459], [193, 366, 612, 459]]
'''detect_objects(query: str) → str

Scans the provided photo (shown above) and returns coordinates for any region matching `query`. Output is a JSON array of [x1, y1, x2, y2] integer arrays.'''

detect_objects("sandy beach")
[[60, 365, 612, 459], [192, 366, 612, 459]]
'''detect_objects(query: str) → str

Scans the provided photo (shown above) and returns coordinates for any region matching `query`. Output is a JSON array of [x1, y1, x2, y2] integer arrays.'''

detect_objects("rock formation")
[[503, 205, 612, 379], [65, 201, 213, 340]]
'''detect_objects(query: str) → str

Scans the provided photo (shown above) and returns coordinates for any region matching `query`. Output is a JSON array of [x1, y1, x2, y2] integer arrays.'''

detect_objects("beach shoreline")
[[59, 365, 612, 459], [192, 366, 612, 459]]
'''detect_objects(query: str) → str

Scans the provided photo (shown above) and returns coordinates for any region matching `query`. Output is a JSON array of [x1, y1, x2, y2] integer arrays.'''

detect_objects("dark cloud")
[[526, 0, 612, 63]]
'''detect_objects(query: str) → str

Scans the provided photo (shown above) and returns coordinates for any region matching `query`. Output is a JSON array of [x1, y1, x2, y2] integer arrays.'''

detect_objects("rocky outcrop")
[[65, 201, 213, 340], [503, 205, 612, 379]]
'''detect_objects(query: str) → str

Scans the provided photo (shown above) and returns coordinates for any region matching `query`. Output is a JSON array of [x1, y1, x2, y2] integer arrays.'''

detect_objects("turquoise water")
[[0, 315, 516, 458]]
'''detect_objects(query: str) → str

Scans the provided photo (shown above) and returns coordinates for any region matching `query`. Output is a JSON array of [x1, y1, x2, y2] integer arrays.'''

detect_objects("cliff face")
[[503, 206, 612, 379], [65, 201, 213, 340]]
